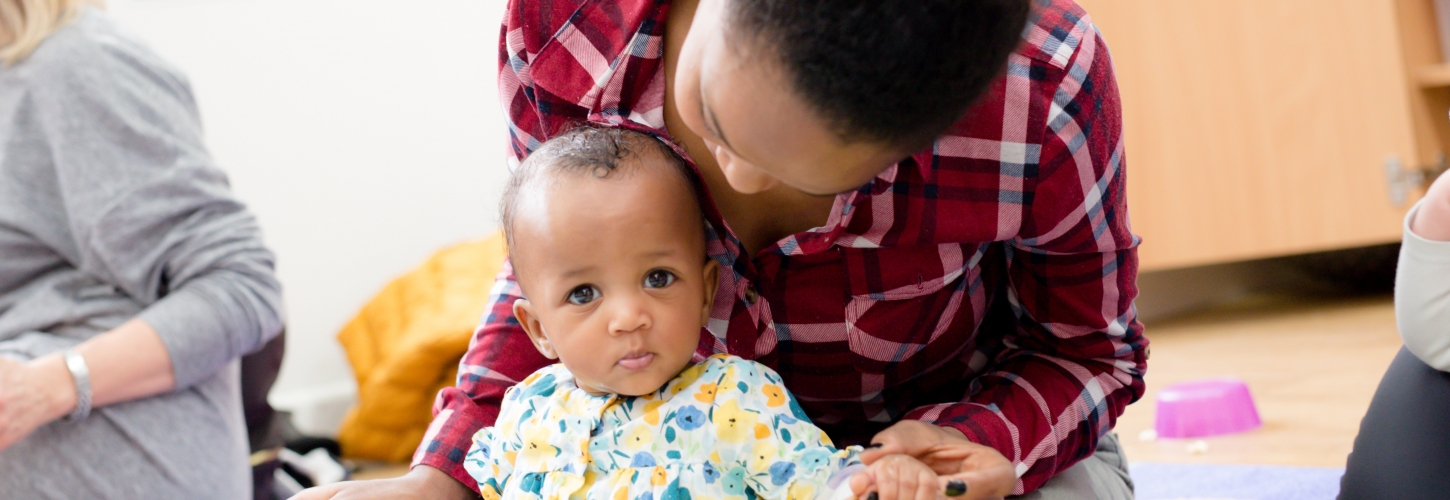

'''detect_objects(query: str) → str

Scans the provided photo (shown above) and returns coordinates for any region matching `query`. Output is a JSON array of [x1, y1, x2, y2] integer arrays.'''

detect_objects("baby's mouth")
[[617, 352, 654, 371]]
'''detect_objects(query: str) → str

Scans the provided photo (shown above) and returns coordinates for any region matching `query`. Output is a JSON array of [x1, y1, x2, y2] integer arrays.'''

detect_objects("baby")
[[465, 126, 934, 500]]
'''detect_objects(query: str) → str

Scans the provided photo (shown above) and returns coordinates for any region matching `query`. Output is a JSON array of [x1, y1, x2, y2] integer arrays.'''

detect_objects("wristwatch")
[[61, 349, 92, 422]]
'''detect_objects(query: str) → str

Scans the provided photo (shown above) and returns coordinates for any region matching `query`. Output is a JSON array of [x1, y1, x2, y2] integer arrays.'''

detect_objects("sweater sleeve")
[[1396, 201, 1450, 372], [29, 27, 284, 388]]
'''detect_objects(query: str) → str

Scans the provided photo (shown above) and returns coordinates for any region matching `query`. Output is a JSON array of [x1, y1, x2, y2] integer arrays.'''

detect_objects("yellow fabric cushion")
[[336, 232, 508, 462]]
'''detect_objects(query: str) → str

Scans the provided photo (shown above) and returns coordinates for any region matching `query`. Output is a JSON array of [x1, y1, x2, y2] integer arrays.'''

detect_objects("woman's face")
[[671, 0, 907, 196]]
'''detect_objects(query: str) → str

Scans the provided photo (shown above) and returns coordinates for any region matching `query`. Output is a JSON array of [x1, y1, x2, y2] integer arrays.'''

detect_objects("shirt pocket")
[[838, 243, 985, 372]]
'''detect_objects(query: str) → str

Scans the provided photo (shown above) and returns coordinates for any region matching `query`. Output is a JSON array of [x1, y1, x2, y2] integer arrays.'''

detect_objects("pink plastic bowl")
[[1154, 378, 1262, 438]]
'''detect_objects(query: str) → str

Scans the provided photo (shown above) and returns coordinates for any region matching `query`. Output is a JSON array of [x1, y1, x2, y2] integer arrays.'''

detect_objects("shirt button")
[[744, 288, 759, 305]]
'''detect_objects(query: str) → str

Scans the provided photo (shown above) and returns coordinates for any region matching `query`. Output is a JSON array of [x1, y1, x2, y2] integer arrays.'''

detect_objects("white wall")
[[107, 0, 512, 433]]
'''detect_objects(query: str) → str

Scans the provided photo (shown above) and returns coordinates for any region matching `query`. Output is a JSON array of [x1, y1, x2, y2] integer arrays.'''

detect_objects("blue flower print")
[[723, 467, 748, 496], [563, 415, 592, 434], [518, 472, 546, 495], [769, 462, 796, 486], [675, 405, 706, 431], [800, 448, 834, 472], [662, 478, 692, 500], [702, 462, 719, 484], [787, 395, 811, 422], [520, 374, 556, 399], [630, 452, 657, 467]]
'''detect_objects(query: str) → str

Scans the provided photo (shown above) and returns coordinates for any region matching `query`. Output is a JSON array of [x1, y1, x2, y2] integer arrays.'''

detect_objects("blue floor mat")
[[1131, 462, 1343, 500]]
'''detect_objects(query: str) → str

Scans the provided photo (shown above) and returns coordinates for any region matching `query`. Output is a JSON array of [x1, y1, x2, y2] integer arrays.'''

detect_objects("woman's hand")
[[853, 420, 1016, 500], [1413, 172, 1450, 241], [290, 465, 475, 500], [0, 355, 77, 451]]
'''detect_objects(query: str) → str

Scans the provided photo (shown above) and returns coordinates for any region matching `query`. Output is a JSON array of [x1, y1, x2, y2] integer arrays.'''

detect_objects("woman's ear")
[[514, 299, 558, 359], [699, 259, 721, 327]]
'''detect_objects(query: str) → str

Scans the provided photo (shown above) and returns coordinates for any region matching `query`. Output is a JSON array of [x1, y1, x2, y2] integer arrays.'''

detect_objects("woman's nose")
[[607, 295, 652, 335]]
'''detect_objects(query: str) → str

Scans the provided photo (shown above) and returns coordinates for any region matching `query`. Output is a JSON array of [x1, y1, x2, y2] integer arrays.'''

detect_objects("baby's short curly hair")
[[499, 125, 700, 257]]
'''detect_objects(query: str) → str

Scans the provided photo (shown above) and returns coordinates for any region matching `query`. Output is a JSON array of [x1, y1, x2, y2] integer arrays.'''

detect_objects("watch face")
[[62, 349, 93, 421]]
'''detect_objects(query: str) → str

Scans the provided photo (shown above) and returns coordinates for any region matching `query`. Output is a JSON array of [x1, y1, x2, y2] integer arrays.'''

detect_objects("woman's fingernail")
[[945, 479, 968, 497], [865, 493, 879, 500], [866, 442, 883, 449]]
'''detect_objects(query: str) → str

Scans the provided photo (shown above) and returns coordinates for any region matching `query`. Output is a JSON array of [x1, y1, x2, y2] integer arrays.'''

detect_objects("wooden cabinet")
[[1076, 0, 1444, 270]]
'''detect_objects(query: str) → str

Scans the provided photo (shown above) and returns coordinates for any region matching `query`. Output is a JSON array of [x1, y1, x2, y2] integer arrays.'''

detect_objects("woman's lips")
[[617, 352, 654, 371]]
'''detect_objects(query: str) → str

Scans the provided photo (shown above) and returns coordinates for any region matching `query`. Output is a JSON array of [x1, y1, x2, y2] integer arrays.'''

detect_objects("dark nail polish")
[[866, 442, 883, 449], [945, 479, 968, 497], [865, 493, 879, 500]]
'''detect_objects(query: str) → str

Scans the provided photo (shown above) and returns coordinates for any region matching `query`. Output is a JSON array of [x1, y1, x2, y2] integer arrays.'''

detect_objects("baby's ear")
[[699, 259, 721, 327], [514, 299, 558, 359]]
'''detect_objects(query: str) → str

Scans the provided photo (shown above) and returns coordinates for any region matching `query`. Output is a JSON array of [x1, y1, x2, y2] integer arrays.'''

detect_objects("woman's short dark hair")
[[728, 0, 1032, 150]]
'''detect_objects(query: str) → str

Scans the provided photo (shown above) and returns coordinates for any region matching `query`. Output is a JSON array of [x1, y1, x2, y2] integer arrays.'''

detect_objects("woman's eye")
[[644, 270, 676, 289], [567, 286, 600, 305]]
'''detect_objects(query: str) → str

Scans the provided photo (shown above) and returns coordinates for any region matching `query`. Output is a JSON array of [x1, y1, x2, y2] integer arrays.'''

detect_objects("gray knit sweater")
[[0, 9, 284, 389]]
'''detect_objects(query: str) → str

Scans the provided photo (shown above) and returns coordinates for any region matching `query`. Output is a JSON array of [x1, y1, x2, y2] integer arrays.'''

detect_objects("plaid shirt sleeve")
[[900, 25, 1147, 495], [409, 2, 555, 489]]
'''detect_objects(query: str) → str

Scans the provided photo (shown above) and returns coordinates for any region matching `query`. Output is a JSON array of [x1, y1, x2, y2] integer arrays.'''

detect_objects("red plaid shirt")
[[415, 0, 1147, 494]]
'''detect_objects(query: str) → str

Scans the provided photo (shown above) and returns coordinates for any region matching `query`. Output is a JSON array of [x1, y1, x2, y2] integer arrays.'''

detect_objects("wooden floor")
[[1117, 293, 1401, 467], [348, 292, 1402, 480]]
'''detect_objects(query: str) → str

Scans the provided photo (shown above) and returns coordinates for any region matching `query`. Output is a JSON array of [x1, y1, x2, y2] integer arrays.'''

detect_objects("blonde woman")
[[0, 1, 283, 498]]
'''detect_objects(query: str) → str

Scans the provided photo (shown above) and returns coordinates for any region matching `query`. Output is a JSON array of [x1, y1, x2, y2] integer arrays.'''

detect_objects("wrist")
[[27, 355, 78, 422], [935, 423, 967, 441], [407, 465, 475, 500]]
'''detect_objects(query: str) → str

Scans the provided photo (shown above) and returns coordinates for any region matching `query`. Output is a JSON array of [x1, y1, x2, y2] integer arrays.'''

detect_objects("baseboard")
[[268, 381, 358, 437]]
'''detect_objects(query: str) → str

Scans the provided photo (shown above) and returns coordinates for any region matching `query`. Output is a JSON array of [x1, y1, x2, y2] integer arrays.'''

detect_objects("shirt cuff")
[[136, 285, 237, 389], [902, 403, 1016, 465], [411, 386, 500, 492]]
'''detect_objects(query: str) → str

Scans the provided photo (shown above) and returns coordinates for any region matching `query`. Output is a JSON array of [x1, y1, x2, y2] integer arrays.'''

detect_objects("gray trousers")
[[1012, 432, 1134, 500], [0, 341, 250, 500], [1339, 347, 1450, 500]]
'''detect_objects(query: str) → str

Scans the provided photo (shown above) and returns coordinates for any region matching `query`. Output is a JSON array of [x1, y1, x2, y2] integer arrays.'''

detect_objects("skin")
[[1413, 172, 1450, 242], [301, 0, 1012, 497], [509, 151, 722, 397], [0, 319, 177, 451]]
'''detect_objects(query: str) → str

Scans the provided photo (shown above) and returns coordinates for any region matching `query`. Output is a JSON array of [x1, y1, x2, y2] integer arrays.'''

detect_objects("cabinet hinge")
[[1384, 154, 1447, 207]]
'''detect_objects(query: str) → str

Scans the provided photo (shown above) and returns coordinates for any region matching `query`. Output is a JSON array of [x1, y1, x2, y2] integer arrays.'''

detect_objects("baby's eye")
[[567, 285, 600, 305], [644, 270, 676, 289]]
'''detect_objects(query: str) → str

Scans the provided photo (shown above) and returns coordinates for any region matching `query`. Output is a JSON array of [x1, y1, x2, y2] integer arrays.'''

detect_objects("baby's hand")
[[848, 453, 945, 500]]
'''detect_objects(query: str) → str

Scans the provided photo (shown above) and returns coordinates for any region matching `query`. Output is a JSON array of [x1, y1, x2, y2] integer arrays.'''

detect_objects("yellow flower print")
[[672, 363, 708, 394], [504, 451, 517, 467], [643, 400, 667, 425], [613, 485, 630, 500], [523, 371, 545, 385], [544, 474, 584, 500], [480, 484, 501, 500], [787, 482, 815, 500], [624, 425, 653, 450], [652, 465, 668, 486], [714, 399, 759, 443], [519, 425, 559, 467], [695, 383, 718, 404], [719, 366, 736, 392], [755, 423, 770, 440], [749, 441, 777, 471], [762, 384, 786, 407]]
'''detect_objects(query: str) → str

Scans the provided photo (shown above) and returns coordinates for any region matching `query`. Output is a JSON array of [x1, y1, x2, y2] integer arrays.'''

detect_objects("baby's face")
[[511, 154, 719, 396]]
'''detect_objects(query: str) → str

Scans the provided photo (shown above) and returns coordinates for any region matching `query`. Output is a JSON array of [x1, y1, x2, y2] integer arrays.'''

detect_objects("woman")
[[0, 1, 284, 498], [304, 0, 1143, 498], [1339, 171, 1450, 499]]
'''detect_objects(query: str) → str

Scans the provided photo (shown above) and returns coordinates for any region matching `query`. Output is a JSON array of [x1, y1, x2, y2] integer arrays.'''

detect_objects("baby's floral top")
[[464, 355, 863, 500]]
